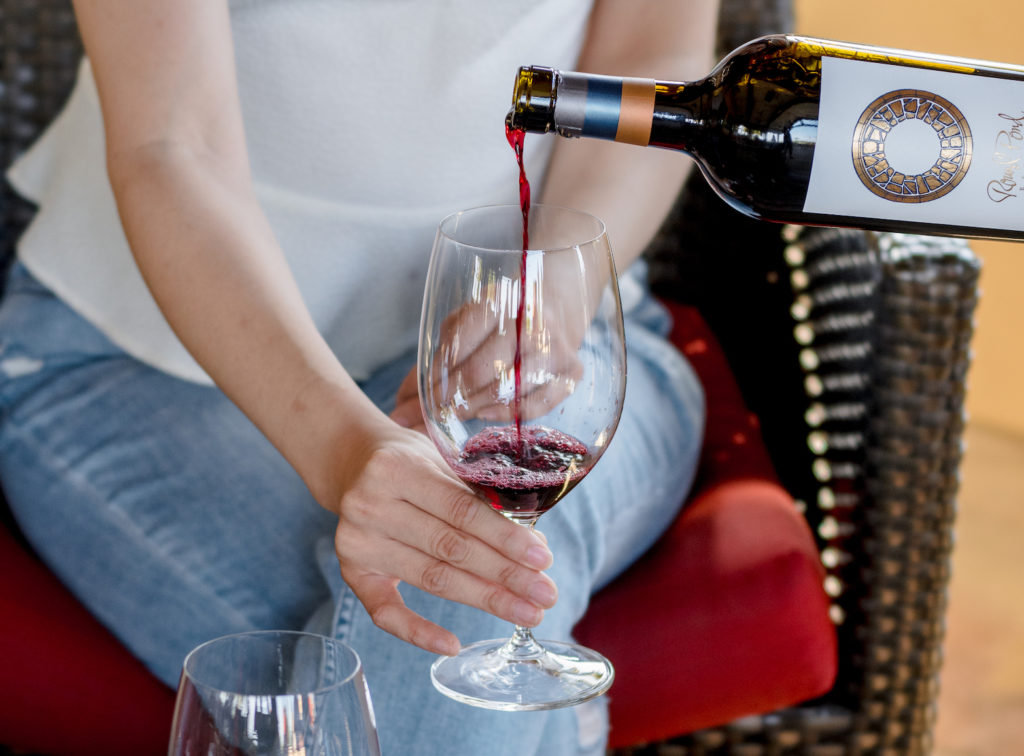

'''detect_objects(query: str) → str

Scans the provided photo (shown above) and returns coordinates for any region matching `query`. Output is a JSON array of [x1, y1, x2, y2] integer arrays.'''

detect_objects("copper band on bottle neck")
[[615, 78, 656, 146], [553, 73, 655, 145]]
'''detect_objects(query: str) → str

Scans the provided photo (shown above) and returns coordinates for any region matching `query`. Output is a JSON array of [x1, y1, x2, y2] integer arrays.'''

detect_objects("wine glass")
[[168, 630, 381, 755], [418, 203, 626, 710]]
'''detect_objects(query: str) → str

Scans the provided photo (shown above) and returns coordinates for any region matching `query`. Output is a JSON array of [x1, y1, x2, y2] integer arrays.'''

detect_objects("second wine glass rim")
[[438, 203, 606, 253], [182, 629, 364, 695]]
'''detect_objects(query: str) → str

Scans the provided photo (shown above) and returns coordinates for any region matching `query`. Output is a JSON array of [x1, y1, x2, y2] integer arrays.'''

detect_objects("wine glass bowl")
[[168, 630, 381, 755], [418, 204, 626, 710]]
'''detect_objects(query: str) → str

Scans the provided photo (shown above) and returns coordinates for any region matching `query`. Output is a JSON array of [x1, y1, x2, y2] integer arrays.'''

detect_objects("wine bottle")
[[507, 35, 1024, 241]]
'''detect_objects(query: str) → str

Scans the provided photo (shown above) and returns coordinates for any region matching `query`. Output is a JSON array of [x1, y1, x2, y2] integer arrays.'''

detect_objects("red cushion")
[[576, 302, 837, 748], [0, 524, 176, 756]]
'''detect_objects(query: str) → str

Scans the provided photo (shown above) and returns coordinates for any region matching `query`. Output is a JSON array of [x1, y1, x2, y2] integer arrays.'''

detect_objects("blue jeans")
[[0, 261, 703, 755]]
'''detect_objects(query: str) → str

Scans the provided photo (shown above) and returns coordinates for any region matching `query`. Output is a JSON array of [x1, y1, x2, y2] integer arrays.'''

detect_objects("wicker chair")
[[1, 1, 979, 755], [629, 1, 979, 753]]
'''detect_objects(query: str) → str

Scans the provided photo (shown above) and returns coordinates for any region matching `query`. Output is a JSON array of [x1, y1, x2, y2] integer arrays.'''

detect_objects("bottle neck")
[[508, 67, 705, 153], [552, 72, 662, 145]]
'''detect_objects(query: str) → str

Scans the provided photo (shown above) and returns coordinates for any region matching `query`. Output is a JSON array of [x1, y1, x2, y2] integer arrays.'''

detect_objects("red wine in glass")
[[452, 425, 593, 518]]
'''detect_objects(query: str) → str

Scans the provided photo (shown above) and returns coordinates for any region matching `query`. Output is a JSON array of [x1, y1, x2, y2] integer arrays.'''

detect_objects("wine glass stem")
[[499, 515, 548, 660], [501, 624, 546, 659]]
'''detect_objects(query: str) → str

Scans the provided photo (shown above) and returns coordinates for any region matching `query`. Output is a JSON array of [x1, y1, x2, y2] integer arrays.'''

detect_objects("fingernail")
[[513, 600, 543, 626], [528, 578, 557, 606], [434, 637, 460, 656], [525, 545, 553, 569]]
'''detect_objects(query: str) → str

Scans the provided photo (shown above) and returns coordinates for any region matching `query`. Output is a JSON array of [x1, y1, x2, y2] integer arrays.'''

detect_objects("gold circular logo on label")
[[852, 89, 972, 203]]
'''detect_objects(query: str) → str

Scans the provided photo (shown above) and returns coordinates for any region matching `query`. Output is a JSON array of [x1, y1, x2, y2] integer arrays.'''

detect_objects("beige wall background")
[[794, 0, 1024, 438]]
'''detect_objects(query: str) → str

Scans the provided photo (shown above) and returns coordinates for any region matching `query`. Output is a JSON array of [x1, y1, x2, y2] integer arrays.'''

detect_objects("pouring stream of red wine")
[[446, 123, 591, 519], [505, 122, 530, 453]]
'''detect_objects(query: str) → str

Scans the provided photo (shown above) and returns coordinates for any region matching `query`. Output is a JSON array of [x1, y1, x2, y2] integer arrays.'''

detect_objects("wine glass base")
[[430, 637, 614, 711]]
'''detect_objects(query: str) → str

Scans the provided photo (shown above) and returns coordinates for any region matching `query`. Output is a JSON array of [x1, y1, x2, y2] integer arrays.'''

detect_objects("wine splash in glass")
[[418, 201, 626, 710]]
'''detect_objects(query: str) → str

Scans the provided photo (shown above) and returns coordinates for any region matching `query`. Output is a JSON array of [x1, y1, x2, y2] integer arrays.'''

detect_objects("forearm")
[[74, 0, 382, 504], [539, 0, 720, 271], [109, 144, 381, 507], [539, 140, 691, 272]]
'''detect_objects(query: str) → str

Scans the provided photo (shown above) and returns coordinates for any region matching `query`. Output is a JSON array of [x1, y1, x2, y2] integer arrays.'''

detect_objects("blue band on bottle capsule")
[[554, 72, 654, 144], [581, 76, 623, 140]]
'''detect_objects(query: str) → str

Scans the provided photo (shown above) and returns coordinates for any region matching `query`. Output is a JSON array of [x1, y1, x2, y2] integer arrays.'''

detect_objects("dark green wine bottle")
[[508, 35, 1024, 241]]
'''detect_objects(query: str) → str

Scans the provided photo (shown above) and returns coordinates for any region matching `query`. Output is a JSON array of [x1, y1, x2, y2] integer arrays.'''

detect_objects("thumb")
[[390, 396, 425, 430]]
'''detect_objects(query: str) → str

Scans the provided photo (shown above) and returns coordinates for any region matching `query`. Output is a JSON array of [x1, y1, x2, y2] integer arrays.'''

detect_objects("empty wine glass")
[[168, 630, 381, 755], [418, 203, 626, 710]]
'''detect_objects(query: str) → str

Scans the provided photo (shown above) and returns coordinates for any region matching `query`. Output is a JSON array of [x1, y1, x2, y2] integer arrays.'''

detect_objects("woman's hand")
[[330, 418, 558, 656], [391, 278, 589, 431]]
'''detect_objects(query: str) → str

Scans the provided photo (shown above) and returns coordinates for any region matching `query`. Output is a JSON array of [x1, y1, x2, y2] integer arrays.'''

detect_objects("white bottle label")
[[805, 55, 1024, 232]]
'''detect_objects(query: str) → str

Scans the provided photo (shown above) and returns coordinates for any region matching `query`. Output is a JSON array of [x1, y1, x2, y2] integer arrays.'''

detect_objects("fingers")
[[391, 394, 425, 432], [351, 572, 461, 656], [424, 476, 553, 570], [457, 351, 584, 423], [334, 441, 558, 654], [423, 329, 584, 424], [390, 368, 424, 430], [342, 528, 554, 629], [378, 497, 558, 606], [338, 459, 554, 583], [337, 515, 557, 656], [422, 302, 589, 427]]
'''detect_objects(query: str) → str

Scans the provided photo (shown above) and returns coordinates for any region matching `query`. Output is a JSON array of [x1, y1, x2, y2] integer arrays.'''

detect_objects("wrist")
[[278, 369, 389, 511]]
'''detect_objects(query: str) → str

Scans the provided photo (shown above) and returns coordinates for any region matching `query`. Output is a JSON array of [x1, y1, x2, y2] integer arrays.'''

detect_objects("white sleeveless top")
[[7, 0, 593, 384]]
